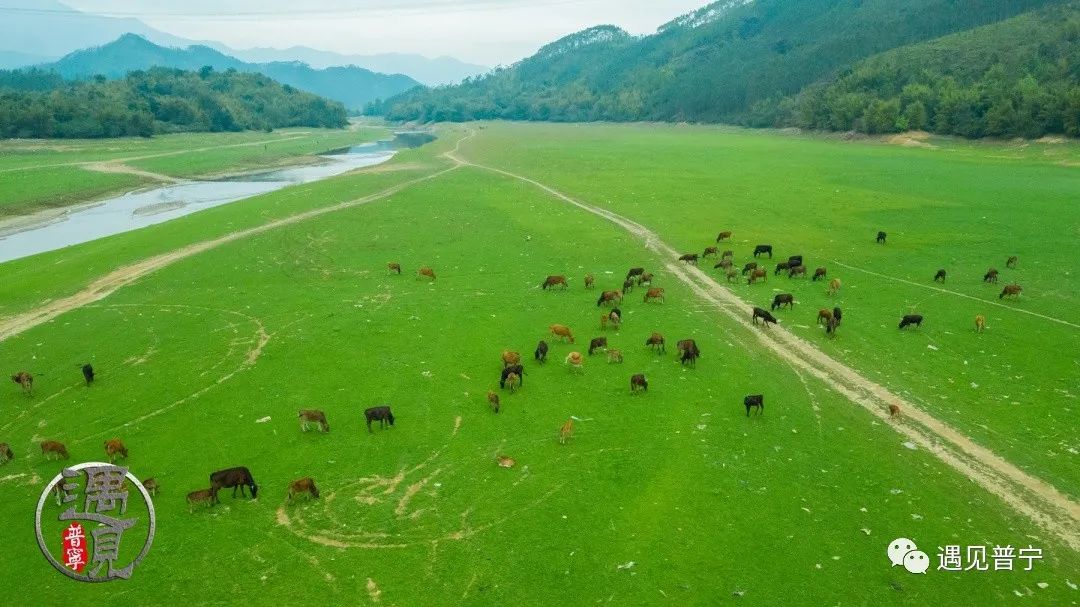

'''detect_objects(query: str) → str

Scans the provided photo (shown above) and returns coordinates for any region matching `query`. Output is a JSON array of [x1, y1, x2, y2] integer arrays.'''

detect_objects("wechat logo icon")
[[888, 537, 930, 574]]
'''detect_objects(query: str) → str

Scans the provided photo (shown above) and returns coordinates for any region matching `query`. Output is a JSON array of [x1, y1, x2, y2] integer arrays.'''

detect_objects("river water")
[[0, 132, 433, 264]]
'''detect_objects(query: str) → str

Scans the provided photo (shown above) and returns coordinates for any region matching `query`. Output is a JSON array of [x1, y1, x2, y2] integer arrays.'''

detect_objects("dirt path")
[[81, 161, 182, 184], [446, 146, 1080, 551]]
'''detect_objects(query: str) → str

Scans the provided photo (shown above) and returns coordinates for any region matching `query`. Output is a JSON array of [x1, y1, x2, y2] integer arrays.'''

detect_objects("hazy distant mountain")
[[218, 45, 488, 86], [42, 35, 421, 111]]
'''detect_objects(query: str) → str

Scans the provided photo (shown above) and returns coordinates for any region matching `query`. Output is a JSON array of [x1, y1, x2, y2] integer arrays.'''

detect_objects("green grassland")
[[0, 127, 384, 216], [0, 124, 1077, 605]]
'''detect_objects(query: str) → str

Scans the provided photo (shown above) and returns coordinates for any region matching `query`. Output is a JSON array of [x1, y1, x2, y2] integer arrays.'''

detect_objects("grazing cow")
[[584, 273, 595, 289], [744, 394, 764, 417], [934, 269, 946, 283], [11, 371, 32, 396], [626, 267, 645, 281], [501, 351, 522, 368], [104, 439, 128, 463], [565, 352, 584, 373], [559, 418, 574, 444], [630, 374, 648, 393], [787, 255, 803, 267], [742, 262, 758, 275], [588, 337, 608, 356], [788, 265, 807, 279], [643, 287, 665, 303], [773, 262, 791, 276], [676, 339, 700, 367], [752, 307, 778, 327], [287, 478, 320, 503], [607, 349, 624, 364], [747, 269, 767, 284], [703, 246, 719, 258], [753, 245, 773, 258], [637, 272, 654, 286], [621, 279, 636, 294], [828, 278, 841, 295], [983, 268, 999, 283], [417, 267, 436, 281], [678, 253, 699, 265], [714, 259, 733, 270], [487, 390, 501, 413], [812, 267, 827, 281], [771, 294, 795, 311], [0, 443, 12, 465], [898, 314, 923, 329], [387, 262, 402, 275], [888, 404, 901, 419], [542, 275, 568, 290], [209, 466, 258, 502], [975, 314, 986, 333], [500, 365, 525, 389], [40, 440, 68, 460], [722, 250, 734, 260], [298, 409, 330, 433], [876, 231, 887, 244], [716, 231, 732, 242], [187, 488, 216, 513], [726, 268, 739, 283], [1006, 256, 1018, 269], [364, 406, 396, 432], [496, 455, 516, 468], [817, 309, 833, 325], [504, 372, 521, 392], [826, 316, 839, 336], [833, 307, 843, 325], [550, 324, 575, 343], [141, 478, 159, 497], [535, 340, 549, 364], [999, 284, 1022, 299], [605, 310, 621, 331], [645, 332, 666, 353], [81, 364, 95, 386], [597, 290, 623, 307]]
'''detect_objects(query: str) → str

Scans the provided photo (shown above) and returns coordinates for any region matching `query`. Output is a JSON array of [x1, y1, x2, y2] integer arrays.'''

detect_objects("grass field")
[[0, 123, 1077, 605], [0, 127, 384, 216]]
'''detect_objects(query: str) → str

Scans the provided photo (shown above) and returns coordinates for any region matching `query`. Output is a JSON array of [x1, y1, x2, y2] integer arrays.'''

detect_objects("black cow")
[[534, 340, 549, 364], [500, 365, 525, 388], [742, 262, 758, 276], [626, 267, 645, 281], [209, 466, 258, 503], [744, 394, 764, 416], [678, 253, 699, 265], [774, 261, 791, 276], [80, 364, 94, 386], [753, 245, 773, 258], [588, 337, 608, 355], [771, 294, 794, 311], [876, 231, 887, 244], [752, 307, 778, 326], [676, 339, 700, 367], [832, 307, 842, 326], [899, 314, 923, 329], [934, 269, 946, 283], [365, 406, 396, 432], [787, 255, 803, 266]]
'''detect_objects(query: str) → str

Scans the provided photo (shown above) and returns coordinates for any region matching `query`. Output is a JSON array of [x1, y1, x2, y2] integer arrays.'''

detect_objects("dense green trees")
[[0, 66, 347, 139]]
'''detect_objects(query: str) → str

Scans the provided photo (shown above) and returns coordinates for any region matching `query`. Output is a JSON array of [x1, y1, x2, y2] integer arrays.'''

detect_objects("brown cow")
[[496, 455, 516, 468], [597, 290, 623, 307], [714, 259, 733, 270], [298, 409, 330, 432], [104, 439, 128, 463], [1006, 256, 1018, 269], [501, 351, 522, 367], [676, 339, 700, 367], [643, 287, 665, 303], [417, 267, 436, 281], [588, 337, 608, 356], [141, 478, 159, 497], [741, 262, 758, 276], [0, 443, 12, 465], [40, 440, 68, 460], [747, 269, 767, 284], [387, 262, 402, 275], [584, 273, 595, 289], [559, 418, 574, 444], [703, 246, 719, 258], [716, 231, 732, 242], [828, 278, 841, 295], [983, 268, 999, 283], [11, 371, 32, 396], [565, 352, 584, 373], [542, 275, 568, 290], [550, 324, 575, 343], [722, 250, 734, 260], [812, 267, 827, 281], [622, 279, 635, 293], [788, 265, 807, 279], [504, 372, 521, 393], [645, 332, 666, 353], [726, 268, 739, 283], [678, 253, 699, 265], [287, 478, 320, 503], [606, 310, 621, 330], [187, 488, 215, 513], [487, 390, 501, 413], [975, 314, 986, 333], [637, 272, 654, 286], [607, 349, 624, 364], [888, 404, 901, 419], [630, 374, 648, 393], [999, 284, 1022, 299], [817, 309, 833, 325]]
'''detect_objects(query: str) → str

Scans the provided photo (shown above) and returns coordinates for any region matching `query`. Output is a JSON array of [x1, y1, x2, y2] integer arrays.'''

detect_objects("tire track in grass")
[[448, 145, 1080, 551]]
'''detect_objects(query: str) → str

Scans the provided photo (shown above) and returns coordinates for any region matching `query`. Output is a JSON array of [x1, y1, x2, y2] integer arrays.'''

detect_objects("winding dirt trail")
[[445, 145, 1080, 552]]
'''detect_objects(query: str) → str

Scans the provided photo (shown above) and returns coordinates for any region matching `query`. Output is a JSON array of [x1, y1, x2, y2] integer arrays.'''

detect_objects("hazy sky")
[[61, 0, 710, 65]]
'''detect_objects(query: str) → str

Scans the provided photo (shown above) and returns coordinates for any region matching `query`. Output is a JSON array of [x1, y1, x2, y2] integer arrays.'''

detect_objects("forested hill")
[[0, 67, 348, 139], [372, 0, 1078, 138]]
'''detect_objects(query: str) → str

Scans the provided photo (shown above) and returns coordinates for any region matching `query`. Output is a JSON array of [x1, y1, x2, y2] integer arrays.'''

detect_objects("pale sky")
[[61, 0, 711, 65]]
